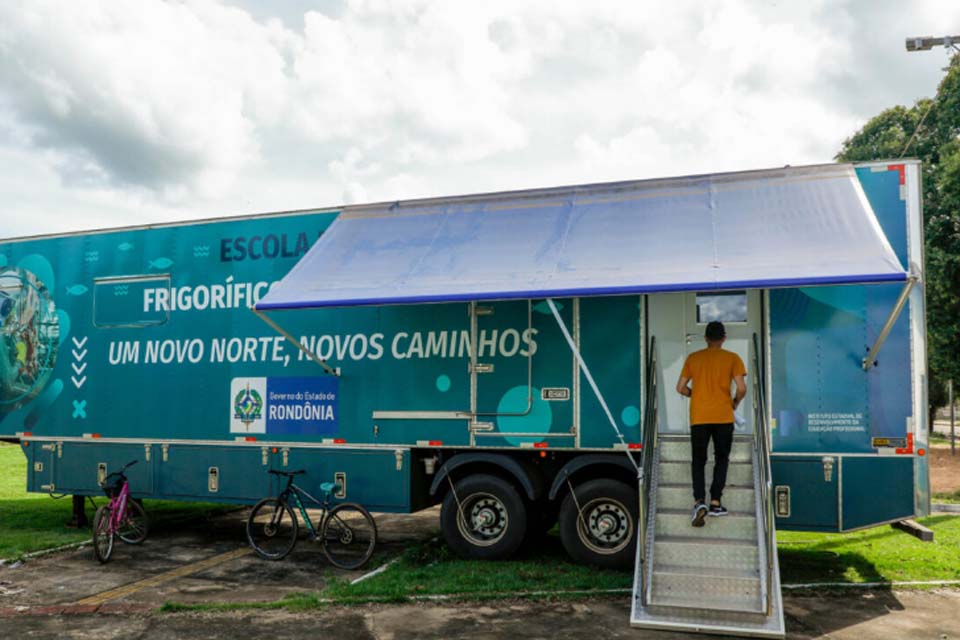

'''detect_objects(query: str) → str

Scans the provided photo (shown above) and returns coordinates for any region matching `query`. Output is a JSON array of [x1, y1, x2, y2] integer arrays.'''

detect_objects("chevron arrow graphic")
[[71, 362, 88, 375], [72, 336, 88, 349], [71, 375, 87, 389], [72, 349, 88, 361]]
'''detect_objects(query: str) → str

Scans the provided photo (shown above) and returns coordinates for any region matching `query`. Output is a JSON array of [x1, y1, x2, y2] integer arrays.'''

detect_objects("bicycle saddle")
[[319, 481, 339, 492]]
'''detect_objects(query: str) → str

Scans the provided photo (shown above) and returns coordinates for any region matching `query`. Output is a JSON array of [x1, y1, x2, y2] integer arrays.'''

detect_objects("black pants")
[[690, 423, 734, 503]]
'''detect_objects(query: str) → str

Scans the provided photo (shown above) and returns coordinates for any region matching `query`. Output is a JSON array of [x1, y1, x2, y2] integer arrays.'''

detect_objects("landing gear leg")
[[66, 495, 89, 528]]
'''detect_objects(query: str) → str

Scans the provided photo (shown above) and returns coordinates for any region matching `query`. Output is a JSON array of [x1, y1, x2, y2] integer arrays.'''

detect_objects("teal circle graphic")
[[56, 310, 71, 346], [621, 405, 641, 427], [16, 255, 55, 295], [0, 266, 60, 413], [25, 378, 63, 430], [436, 374, 451, 392], [496, 386, 552, 446]]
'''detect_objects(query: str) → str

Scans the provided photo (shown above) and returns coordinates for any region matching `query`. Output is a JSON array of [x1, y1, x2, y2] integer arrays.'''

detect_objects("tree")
[[836, 54, 960, 421]]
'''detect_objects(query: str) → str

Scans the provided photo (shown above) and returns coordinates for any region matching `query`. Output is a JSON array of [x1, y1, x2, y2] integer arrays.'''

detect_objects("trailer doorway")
[[650, 290, 762, 434]]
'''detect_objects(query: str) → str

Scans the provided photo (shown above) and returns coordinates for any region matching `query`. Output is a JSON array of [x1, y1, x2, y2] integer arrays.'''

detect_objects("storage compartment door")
[[54, 442, 154, 496], [841, 457, 914, 530], [771, 457, 838, 531], [158, 445, 270, 501], [279, 447, 411, 513]]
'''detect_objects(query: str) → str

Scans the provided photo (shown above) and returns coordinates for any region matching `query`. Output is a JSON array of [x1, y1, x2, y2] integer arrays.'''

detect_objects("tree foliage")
[[836, 55, 960, 412]]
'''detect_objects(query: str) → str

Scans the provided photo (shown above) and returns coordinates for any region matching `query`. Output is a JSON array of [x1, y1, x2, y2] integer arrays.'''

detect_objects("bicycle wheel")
[[246, 497, 299, 560], [321, 503, 377, 570], [117, 499, 149, 545], [92, 504, 115, 564]]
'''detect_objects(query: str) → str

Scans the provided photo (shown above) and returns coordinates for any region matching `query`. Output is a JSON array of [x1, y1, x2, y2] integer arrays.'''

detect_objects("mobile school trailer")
[[1, 161, 926, 637]]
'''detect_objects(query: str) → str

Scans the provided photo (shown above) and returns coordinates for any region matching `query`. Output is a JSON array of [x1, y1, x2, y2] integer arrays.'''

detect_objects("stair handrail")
[[638, 335, 659, 605], [751, 332, 775, 616]]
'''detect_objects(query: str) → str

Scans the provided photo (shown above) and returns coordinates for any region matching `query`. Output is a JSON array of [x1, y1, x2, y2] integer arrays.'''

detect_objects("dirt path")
[[929, 444, 960, 494], [3, 591, 960, 639]]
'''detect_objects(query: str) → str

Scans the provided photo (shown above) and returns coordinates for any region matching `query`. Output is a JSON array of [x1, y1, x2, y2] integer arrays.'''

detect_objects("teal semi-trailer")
[[0, 161, 927, 635]]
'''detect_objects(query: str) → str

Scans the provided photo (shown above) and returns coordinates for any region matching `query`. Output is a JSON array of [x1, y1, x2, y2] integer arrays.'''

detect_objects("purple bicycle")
[[92, 460, 149, 563]]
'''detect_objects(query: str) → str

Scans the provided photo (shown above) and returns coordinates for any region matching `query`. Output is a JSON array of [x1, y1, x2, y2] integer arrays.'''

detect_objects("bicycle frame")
[[279, 476, 329, 539], [106, 479, 131, 535]]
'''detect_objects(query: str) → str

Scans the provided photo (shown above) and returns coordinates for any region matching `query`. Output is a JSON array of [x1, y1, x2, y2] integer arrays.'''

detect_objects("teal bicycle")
[[246, 469, 377, 570]]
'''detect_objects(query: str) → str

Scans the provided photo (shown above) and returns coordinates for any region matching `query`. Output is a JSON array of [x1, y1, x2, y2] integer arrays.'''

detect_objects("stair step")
[[657, 483, 755, 512], [653, 538, 759, 573], [652, 563, 759, 579], [633, 436, 784, 636], [634, 605, 773, 636], [651, 565, 762, 613], [656, 461, 754, 487], [659, 438, 753, 463], [655, 509, 757, 541], [648, 588, 763, 614]]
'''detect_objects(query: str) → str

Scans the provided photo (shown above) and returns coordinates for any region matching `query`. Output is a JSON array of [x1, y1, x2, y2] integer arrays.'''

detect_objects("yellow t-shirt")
[[681, 348, 747, 426]]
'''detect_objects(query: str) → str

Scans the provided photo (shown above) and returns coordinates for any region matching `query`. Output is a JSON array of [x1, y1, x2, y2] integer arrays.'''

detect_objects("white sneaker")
[[691, 502, 708, 527]]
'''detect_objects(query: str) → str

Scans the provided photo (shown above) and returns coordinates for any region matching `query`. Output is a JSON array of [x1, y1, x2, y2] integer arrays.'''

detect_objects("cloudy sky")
[[1, 0, 958, 238]]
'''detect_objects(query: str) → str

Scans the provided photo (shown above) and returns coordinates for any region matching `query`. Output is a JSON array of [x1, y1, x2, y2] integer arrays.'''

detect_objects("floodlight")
[[906, 35, 960, 52]]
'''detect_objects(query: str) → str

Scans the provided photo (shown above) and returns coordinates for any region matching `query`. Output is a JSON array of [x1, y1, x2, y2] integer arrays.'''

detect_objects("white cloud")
[[1, 0, 959, 237], [0, 0, 289, 197]]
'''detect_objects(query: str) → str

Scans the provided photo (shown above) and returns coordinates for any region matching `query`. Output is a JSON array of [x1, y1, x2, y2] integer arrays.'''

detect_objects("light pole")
[[905, 37, 957, 448], [905, 35, 960, 53]]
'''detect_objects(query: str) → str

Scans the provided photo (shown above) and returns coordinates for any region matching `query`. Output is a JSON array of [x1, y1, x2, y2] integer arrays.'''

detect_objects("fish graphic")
[[532, 300, 563, 315], [148, 257, 174, 270], [117, 242, 135, 252], [65, 284, 89, 296]]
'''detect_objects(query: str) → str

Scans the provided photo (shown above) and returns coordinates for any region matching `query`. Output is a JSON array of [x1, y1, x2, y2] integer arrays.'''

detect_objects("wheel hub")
[[456, 492, 509, 547], [470, 498, 506, 535], [578, 498, 633, 554]]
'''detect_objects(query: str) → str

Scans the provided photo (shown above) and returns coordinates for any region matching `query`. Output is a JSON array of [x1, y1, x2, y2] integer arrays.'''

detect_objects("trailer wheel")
[[440, 474, 527, 560], [559, 478, 637, 569]]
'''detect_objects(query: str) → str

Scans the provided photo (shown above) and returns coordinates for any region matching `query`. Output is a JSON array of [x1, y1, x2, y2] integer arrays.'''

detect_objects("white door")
[[650, 290, 761, 434]]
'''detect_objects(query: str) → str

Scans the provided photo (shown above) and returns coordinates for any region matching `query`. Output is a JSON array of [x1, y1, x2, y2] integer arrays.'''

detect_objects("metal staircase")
[[631, 335, 785, 637]]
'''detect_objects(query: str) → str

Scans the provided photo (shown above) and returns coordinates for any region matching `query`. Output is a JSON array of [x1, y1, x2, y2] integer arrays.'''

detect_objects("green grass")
[[778, 515, 960, 584], [933, 490, 960, 504], [325, 536, 632, 602], [162, 515, 960, 612], [0, 443, 237, 560], [0, 443, 90, 558], [325, 516, 960, 605]]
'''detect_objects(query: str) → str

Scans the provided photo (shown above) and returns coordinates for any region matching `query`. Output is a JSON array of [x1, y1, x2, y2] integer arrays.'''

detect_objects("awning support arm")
[[251, 308, 340, 377], [546, 298, 639, 472], [862, 277, 917, 371]]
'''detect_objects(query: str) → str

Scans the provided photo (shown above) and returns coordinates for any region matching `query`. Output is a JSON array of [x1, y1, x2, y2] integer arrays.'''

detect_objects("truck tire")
[[559, 478, 637, 569], [440, 474, 527, 560]]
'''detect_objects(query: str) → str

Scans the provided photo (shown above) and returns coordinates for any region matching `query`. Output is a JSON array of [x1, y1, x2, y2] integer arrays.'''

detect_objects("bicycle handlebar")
[[102, 460, 138, 488], [106, 460, 138, 480], [268, 469, 305, 477]]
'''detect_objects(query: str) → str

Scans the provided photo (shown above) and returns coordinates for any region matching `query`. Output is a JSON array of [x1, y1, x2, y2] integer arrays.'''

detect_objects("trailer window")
[[696, 291, 747, 324], [93, 274, 170, 328]]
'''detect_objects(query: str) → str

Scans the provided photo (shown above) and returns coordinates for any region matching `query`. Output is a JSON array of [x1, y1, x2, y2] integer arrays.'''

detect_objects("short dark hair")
[[705, 321, 726, 341]]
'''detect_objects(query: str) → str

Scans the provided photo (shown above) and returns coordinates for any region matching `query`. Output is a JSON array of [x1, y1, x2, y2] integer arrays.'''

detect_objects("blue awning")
[[256, 164, 907, 311]]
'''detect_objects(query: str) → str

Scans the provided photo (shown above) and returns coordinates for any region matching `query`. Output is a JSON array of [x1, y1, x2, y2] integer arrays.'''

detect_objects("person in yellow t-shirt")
[[675, 321, 747, 527]]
